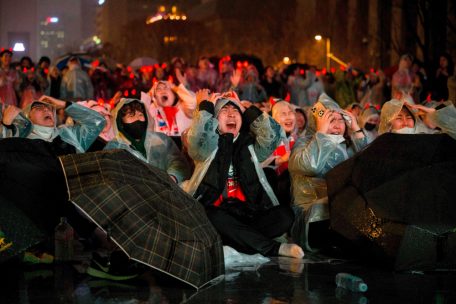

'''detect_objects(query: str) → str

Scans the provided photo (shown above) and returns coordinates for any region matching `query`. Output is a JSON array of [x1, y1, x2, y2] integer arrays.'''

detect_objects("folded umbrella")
[[59, 150, 224, 289]]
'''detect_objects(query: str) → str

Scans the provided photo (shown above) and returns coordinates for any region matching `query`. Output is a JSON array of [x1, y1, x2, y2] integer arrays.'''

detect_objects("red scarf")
[[162, 106, 179, 128]]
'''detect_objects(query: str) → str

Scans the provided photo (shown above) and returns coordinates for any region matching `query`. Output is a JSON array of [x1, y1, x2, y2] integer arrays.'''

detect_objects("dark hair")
[[294, 107, 307, 130], [439, 53, 454, 76], [0, 49, 13, 57], [119, 100, 145, 118], [20, 56, 33, 67], [38, 56, 51, 65]]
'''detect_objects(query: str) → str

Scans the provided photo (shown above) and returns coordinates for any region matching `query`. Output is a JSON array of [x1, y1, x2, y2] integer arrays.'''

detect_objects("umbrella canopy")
[[0, 196, 46, 263], [326, 133, 456, 271], [128, 57, 159, 69], [59, 150, 224, 289], [55, 52, 92, 70]]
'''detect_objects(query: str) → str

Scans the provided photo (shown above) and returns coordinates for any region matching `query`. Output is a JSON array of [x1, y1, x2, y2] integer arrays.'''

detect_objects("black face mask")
[[123, 120, 147, 140], [364, 122, 377, 131]]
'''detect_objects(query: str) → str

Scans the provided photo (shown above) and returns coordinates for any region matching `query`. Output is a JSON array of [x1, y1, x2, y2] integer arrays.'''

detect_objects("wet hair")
[[119, 100, 146, 118]]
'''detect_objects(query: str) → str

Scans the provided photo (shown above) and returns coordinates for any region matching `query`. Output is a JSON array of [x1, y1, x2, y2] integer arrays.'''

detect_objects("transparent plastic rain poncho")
[[181, 97, 283, 206], [105, 98, 190, 183], [0, 104, 32, 138], [378, 98, 456, 140], [22, 101, 105, 153], [288, 93, 368, 210]]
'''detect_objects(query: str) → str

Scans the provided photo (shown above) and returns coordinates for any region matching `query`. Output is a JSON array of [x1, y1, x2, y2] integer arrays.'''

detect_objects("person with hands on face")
[[22, 95, 105, 154], [378, 99, 456, 140], [183, 89, 304, 259], [289, 93, 368, 210], [143, 70, 196, 147]]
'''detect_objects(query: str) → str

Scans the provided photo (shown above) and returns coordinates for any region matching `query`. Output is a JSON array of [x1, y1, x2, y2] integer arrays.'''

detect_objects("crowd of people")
[[1, 47, 456, 280]]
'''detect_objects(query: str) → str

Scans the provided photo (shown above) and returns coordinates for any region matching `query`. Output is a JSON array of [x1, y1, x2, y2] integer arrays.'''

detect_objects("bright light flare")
[[315, 35, 322, 41]]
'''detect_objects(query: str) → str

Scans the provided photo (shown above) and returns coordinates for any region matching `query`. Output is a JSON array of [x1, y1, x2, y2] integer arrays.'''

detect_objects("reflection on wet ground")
[[1, 253, 455, 303]]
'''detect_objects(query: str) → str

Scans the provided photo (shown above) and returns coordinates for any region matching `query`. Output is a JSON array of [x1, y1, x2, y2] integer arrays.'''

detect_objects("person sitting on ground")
[[0, 95, 106, 257], [105, 98, 190, 184], [288, 93, 368, 250], [359, 106, 380, 144], [378, 98, 456, 140], [182, 89, 304, 259], [262, 100, 298, 205]]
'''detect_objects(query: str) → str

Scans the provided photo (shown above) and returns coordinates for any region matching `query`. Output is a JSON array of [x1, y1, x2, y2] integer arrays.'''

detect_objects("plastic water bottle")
[[54, 217, 74, 262], [335, 273, 368, 292]]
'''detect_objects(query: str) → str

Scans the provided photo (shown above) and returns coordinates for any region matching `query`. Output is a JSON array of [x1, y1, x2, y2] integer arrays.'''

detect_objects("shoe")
[[86, 251, 138, 281], [0, 236, 13, 253], [23, 251, 54, 264]]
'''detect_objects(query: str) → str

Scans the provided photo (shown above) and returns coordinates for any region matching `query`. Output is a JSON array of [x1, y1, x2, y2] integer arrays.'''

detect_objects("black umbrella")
[[0, 196, 46, 263], [59, 150, 224, 289], [326, 133, 456, 271]]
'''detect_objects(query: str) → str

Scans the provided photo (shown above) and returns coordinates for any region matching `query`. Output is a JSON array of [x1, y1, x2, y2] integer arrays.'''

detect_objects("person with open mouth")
[[182, 89, 305, 259]]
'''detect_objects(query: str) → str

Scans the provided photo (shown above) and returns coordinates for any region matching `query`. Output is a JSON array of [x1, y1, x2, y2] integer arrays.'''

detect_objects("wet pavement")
[[1, 252, 455, 304]]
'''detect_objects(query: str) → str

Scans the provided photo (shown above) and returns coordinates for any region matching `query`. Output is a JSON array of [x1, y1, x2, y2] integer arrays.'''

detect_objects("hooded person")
[[359, 106, 380, 144], [78, 100, 114, 152], [105, 98, 190, 184], [0, 96, 105, 249], [378, 98, 456, 140], [143, 79, 196, 148], [182, 89, 304, 259], [23, 95, 105, 154], [288, 93, 368, 250]]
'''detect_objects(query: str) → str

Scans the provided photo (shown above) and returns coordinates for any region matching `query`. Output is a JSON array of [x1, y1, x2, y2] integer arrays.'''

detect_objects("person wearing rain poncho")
[[22, 95, 106, 154], [0, 95, 106, 256], [359, 106, 380, 144], [182, 90, 304, 259], [288, 93, 368, 251], [378, 98, 456, 140], [105, 98, 190, 184]]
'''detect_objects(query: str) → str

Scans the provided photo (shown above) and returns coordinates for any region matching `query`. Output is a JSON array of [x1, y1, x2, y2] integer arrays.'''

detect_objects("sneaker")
[[86, 251, 138, 281], [23, 251, 54, 264], [0, 236, 13, 253]]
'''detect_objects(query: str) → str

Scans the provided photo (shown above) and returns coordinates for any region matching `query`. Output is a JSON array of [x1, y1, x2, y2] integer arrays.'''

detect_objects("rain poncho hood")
[[23, 100, 105, 153], [308, 93, 350, 134], [214, 91, 243, 118], [379, 99, 456, 140], [106, 98, 190, 183], [378, 99, 422, 135]]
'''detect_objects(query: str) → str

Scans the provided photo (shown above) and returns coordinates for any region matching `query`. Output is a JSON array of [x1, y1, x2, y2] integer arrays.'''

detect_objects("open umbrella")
[[55, 52, 92, 70], [128, 57, 158, 69], [326, 133, 456, 271], [0, 196, 46, 263], [59, 150, 224, 289]]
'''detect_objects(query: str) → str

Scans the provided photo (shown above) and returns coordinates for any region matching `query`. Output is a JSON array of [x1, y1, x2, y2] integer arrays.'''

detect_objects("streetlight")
[[315, 34, 348, 71], [315, 35, 330, 71]]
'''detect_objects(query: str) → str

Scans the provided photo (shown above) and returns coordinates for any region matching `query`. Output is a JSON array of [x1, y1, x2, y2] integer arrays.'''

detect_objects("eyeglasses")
[[31, 104, 53, 112]]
